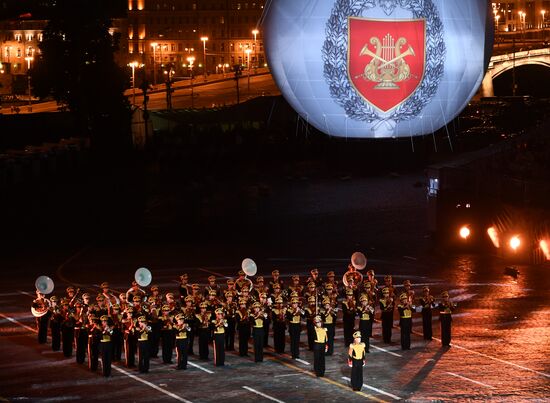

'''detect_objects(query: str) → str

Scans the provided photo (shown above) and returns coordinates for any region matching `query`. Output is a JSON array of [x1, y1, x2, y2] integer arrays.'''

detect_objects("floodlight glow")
[[459, 226, 471, 240], [540, 240, 550, 260], [509, 236, 521, 251], [487, 227, 500, 248]]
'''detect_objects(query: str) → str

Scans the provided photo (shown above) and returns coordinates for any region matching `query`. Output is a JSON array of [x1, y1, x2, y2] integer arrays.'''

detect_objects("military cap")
[[180, 274, 188, 280], [241, 287, 249, 293], [133, 295, 141, 302], [384, 275, 392, 281], [441, 291, 449, 298], [307, 281, 316, 288], [206, 290, 215, 296], [161, 305, 171, 311], [150, 285, 159, 292], [238, 298, 247, 305], [238, 270, 245, 276], [399, 293, 408, 300], [175, 313, 184, 321], [422, 286, 430, 292], [259, 293, 267, 299], [126, 306, 134, 313], [271, 270, 280, 276], [50, 295, 58, 302], [345, 288, 354, 295], [325, 283, 334, 290], [367, 269, 375, 276], [272, 283, 281, 289], [314, 315, 322, 323], [100, 315, 109, 321], [215, 308, 224, 315], [96, 295, 105, 301], [66, 286, 75, 293], [360, 294, 368, 302], [292, 275, 300, 281], [138, 316, 147, 322], [100, 282, 109, 289], [327, 271, 335, 277], [290, 297, 299, 304], [199, 302, 208, 308], [382, 287, 390, 295], [310, 268, 319, 274], [275, 297, 284, 304], [226, 279, 235, 285], [191, 284, 200, 290], [322, 297, 331, 305], [353, 331, 362, 339], [252, 302, 261, 308], [290, 291, 299, 297], [118, 293, 126, 299], [308, 296, 316, 303], [224, 291, 234, 298], [82, 293, 90, 298], [363, 282, 372, 289], [184, 296, 194, 302], [208, 275, 216, 282], [403, 280, 411, 286], [111, 304, 120, 310], [166, 292, 174, 299], [256, 276, 264, 283]]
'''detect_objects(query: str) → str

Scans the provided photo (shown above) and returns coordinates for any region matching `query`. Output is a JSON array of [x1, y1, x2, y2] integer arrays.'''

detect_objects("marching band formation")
[[30, 257, 457, 392]]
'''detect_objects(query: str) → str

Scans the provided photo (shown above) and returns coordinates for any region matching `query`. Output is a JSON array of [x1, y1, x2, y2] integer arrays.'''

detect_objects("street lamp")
[[24, 55, 33, 112], [128, 61, 144, 105], [200, 36, 208, 82], [151, 42, 158, 86], [252, 29, 259, 70], [245, 48, 252, 91], [187, 56, 195, 108]]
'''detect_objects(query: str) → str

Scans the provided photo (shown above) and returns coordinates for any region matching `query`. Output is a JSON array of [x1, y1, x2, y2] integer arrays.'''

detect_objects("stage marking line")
[[55, 245, 93, 286], [0, 312, 192, 402], [18, 290, 35, 298], [341, 377, 402, 400], [446, 372, 495, 389], [0, 313, 36, 333], [242, 386, 286, 403], [267, 356, 387, 402], [187, 360, 214, 374], [274, 373, 303, 378], [112, 365, 192, 402], [409, 330, 550, 380], [198, 268, 231, 279], [295, 358, 310, 365], [370, 345, 402, 358]]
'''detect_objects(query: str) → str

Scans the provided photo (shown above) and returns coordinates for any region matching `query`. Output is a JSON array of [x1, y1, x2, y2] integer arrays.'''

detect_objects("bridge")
[[481, 47, 550, 97]]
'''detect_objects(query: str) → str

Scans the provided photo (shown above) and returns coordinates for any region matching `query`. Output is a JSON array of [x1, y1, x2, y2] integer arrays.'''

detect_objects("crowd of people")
[[31, 265, 456, 392]]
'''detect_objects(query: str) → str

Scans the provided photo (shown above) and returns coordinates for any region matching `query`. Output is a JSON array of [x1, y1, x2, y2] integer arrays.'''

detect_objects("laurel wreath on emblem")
[[322, 0, 446, 124]]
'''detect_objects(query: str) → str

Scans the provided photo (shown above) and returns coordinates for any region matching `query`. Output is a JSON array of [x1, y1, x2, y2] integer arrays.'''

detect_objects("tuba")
[[31, 276, 54, 317], [343, 252, 366, 288]]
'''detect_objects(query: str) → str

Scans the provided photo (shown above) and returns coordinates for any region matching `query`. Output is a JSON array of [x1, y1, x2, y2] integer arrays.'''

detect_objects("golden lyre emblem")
[[358, 34, 415, 90]]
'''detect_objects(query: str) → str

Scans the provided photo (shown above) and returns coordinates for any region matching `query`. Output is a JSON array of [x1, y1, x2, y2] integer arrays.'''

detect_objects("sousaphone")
[[31, 276, 54, 317], [343, 252, 366, 288]]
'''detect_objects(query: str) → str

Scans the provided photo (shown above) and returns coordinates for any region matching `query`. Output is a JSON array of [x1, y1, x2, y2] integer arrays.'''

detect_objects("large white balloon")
[[264, 0, 493, 138]]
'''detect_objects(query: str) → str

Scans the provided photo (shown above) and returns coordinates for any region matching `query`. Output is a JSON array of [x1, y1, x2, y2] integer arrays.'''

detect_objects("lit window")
[[15, 34, 22, 42], [428, 178, 439, 196]]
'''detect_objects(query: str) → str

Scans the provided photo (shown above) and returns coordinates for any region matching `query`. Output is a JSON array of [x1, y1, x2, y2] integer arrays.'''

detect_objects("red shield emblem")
[[348, 17, 426, 113]]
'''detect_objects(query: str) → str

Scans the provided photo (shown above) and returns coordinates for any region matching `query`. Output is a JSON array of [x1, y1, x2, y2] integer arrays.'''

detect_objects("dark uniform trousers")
[[343, 313, 355, 347], [253, 327, 264, 362], [75, 326, 88, 364], [263, 317, 271, 347], [176, 337, 188, 369], [88, 333, 100, 372], [273, 321, 286, 354], [440, 313, 452, 346], [161, 328, 175, 364], [214, 332, 225, 366], [349, 344, 366, 391], [124, 331, 137, 367], [225, 318, 236, 351], [325, 323, 335, 356], [50, 320, 61, 351], [37, 313, 51, 344], [289, 323, 301, 359], [62, 324, 74, 357], [399, 317, 412, 350], [112, 327, 123, 361], [422, 308, 433, 340], [151, 322, 161, 358], [186, 319, 195, 355], [138, 337, 151, 373], [313, 342, 326, 376], [358, 320, 371, 352], [381, 311, 393, 343], [100, 339, 112, 377], [198, 327, 210, 360], [237, 322, 251, 357], [306, 319, 315, 351]]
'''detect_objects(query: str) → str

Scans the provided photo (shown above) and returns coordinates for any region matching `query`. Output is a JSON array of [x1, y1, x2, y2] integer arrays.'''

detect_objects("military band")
[[29, 268, 457, 392]]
